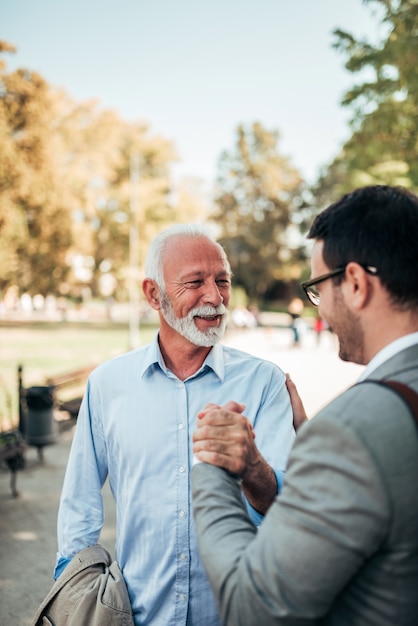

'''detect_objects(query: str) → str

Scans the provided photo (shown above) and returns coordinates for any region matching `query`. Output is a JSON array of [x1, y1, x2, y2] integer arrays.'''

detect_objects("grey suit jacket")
[[192, 344, 418, 625]]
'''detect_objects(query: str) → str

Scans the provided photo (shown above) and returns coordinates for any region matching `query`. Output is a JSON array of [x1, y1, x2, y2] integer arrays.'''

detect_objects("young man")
[[55, 224, 294, 625], [192, 185, 418, 625]]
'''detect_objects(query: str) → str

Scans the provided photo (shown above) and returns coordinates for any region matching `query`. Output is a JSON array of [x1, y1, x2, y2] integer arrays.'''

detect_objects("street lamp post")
[[129, 153, 140, 350]]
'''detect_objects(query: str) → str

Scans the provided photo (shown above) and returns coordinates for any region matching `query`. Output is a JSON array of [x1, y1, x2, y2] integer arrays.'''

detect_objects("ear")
[[343, 263, 372, 310], [142, 278, 161, 310]]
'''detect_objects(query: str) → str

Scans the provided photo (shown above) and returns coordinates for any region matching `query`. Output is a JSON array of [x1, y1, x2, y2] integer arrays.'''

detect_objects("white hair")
[[144, 223, 230, 290]]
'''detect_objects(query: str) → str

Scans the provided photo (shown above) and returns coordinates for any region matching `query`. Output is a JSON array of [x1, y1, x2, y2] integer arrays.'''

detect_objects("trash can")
[[25, 386, 57, 458]]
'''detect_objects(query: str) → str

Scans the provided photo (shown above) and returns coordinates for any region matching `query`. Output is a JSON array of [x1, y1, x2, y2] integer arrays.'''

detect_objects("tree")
[[315, 0, 418, 204], [0, 42, 184, 302], [93, 118, 179, 300], [0, 41, 73, 295], [212, 122, 304, 300], [50, 93, 178, 300]]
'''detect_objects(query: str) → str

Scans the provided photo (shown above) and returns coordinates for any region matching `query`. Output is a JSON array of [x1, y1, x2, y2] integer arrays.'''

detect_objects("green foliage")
[[212, 122, 306, 300], [315, 0, 418, 204]]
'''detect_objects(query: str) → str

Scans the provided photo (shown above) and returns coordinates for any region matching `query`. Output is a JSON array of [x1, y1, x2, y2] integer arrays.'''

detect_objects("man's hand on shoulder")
[[286, 373, 308, 431]]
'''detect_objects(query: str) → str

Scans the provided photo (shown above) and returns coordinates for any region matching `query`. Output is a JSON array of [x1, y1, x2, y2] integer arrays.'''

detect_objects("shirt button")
[[178, 423, 184, 430], [180, 552, 187, 560], [179, 594, 186, 601], [179, 510, 185, 518], [179, 466, 185, 473]]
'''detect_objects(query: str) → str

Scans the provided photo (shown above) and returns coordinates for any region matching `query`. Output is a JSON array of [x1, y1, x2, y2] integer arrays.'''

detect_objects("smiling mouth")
[[195, 314, 221, 322]]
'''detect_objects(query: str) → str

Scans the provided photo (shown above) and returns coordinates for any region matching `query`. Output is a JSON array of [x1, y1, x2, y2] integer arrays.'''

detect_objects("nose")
[[202, 279, 223, 306]]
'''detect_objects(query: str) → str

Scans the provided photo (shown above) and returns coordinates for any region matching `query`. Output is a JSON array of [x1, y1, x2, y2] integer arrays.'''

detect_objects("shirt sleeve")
[[54, 555, 71, 579], [56, 376, 109, 566]]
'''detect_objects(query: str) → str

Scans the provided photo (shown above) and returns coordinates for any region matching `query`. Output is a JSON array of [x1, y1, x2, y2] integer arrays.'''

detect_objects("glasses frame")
[[302, 265, 378, 306]]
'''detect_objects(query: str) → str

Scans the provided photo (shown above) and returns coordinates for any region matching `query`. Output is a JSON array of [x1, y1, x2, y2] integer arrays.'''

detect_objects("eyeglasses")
[[302, 265, 378, 306]]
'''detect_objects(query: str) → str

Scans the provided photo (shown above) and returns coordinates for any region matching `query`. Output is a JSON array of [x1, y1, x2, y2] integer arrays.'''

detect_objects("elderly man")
[[192, 185, 418, 625], [54, 224, 294, 625]]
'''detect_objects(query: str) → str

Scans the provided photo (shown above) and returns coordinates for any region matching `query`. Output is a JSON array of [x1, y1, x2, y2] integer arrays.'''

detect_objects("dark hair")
[[307, 185, 418, 308]]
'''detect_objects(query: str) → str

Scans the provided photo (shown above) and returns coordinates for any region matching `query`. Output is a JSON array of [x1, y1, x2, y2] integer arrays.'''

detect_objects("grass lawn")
[[0, 320, 158, 430]]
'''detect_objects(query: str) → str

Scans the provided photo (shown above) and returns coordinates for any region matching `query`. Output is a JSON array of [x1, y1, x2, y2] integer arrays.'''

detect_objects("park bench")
[[44, 364, 96, 419], [17, 363, 95, 459], [1, 364, 95, 496], [18, 363, 95, 422]]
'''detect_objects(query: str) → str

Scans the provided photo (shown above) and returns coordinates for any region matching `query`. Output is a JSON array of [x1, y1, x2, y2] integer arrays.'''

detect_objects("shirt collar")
[[204, 342, 225, 381], [140, 332, 225, 382], [139, 333, 166, 378], [358, 331, 418, 381]]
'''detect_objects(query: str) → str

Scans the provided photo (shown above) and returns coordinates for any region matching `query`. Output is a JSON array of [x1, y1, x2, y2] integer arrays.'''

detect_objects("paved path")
[[0, 326, 363, 625], [0, 425, 117, 626]]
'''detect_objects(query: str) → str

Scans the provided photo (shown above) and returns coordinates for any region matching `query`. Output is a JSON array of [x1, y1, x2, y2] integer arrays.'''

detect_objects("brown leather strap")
[[360, 379, 418, 429], [383, 380, 418, 426]]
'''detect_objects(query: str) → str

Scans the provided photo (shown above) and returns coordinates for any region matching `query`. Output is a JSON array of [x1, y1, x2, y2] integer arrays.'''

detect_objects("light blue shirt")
[[56, 333, 295, 626]]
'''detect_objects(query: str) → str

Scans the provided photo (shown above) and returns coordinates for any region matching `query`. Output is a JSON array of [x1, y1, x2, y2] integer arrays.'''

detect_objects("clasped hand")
[[192, 401, 259, 477]]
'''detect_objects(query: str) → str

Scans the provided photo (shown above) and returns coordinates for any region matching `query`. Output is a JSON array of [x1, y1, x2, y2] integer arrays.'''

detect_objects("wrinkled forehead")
[[162, 235, 230, 274]]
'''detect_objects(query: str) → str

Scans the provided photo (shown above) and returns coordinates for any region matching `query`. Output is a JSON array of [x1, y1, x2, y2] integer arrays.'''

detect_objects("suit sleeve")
[[192, 415, 389, 625]]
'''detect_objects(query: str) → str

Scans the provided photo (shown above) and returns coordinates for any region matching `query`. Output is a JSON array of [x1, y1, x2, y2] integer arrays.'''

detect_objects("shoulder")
[[302, 380, 418, 459], [221, 344, 284, 377], [89, 344, 150, 382], [310, 383, 396, 428]]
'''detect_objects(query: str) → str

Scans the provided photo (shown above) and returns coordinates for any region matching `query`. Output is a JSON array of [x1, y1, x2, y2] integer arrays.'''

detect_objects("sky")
[[1, 0, 385, 188]]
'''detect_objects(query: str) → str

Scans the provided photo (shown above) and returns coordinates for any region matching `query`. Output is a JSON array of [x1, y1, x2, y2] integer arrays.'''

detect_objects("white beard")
[[160, 293, 227, 347]]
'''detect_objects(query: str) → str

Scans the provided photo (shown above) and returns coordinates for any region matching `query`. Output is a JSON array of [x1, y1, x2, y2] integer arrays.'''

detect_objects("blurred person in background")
[[287, 296, 304, 347]]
